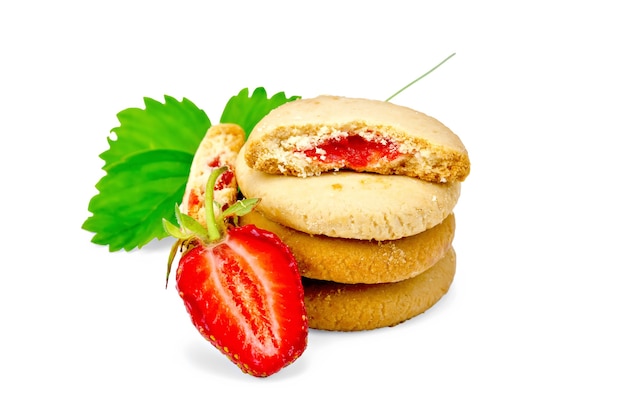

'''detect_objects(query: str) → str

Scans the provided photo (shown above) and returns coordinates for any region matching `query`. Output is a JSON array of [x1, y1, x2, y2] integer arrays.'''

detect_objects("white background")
[[2, 1, 625, 412]]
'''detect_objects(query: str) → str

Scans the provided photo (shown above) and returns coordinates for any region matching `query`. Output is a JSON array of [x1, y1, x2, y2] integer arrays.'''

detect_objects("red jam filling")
[[188, 190, 200, 208], [205, 156, 235, 191], [207, 156, 222, 168], [301, 135, 401, 169], [188, 166, 234, 210], [215, 169, 234, 191]]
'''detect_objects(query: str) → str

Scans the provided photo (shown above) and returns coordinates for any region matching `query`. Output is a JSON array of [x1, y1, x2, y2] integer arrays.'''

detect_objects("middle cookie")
[[240, 210, 455, 284]]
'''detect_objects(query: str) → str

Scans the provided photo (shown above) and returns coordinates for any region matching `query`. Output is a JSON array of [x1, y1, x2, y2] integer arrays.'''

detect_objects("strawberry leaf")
[[162, 219, 188, 240], [84, 88, 298, 252], [178, 212, 209, 239], [102, 96, 210, 165], [83, 96, 211, 251], [223, 198, 260, 218], [220, 87, 300, 139]]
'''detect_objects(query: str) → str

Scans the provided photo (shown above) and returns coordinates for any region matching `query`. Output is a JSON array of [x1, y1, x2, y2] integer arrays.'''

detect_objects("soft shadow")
[[184, 340, 310, 381], [137, 237, 175, 252], [185, 341, 245, 380]]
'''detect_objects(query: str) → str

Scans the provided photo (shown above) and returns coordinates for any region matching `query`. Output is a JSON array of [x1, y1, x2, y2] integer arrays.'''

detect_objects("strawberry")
[[163, 166, 308, 377]]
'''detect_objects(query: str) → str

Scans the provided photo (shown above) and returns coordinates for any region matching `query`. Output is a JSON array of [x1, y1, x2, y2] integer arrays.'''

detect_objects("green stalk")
[[205, 166, 228, 242], [385, 52, 456, 102]]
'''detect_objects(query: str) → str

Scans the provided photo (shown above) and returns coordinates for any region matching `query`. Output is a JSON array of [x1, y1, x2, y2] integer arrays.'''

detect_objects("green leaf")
[[83, 96, 211, 251], [103, 96, 210, 167], [223, 198, 260, 218], [220, 87, 299, 139], [178, 212, 209, 239], [84, 88, 298, 252], [162, 219, 189, 240]]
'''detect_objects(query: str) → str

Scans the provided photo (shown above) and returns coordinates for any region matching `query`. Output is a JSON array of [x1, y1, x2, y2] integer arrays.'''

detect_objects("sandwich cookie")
[[244, 95, 470, 183], [180, 124, 245, 227]]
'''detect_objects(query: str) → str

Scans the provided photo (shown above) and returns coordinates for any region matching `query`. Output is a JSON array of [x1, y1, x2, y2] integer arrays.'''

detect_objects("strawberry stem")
[[205, 166, 228, 242]]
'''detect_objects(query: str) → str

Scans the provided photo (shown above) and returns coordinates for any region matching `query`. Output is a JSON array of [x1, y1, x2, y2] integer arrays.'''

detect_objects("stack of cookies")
[[235, 95, 470, 331]]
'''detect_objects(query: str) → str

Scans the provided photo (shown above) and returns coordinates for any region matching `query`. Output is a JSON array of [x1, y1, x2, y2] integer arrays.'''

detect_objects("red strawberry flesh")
[[176, 224, 308, 377]]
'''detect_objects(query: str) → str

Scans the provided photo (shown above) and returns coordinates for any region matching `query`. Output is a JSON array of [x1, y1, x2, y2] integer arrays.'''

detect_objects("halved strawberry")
[[164, 167, 308, 377]]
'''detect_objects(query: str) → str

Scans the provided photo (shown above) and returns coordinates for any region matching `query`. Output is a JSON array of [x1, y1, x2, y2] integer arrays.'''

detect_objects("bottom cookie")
[[303, 248, 456, 331]]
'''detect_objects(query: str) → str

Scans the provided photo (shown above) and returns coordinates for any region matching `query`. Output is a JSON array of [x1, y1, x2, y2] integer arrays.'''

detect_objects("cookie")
[[244, 95, 470, 183], [180, 124, 245, 227], [303, 248, 456, 331], [235, 146, 461, 240], [239, 210, 456, 284]]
